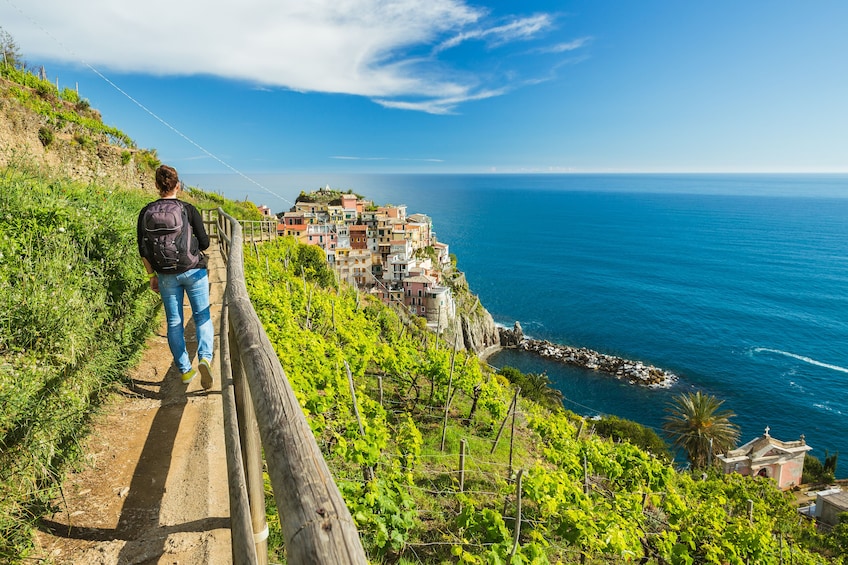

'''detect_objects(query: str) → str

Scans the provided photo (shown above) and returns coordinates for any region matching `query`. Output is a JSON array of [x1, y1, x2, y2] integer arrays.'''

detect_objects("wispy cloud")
[[2, 0, 585, 114], [531, 37, 592, 54], [434, 13, 552, 53]]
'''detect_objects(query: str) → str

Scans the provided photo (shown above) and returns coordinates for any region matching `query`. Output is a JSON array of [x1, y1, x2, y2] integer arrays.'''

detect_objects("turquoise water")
[[188, 172, 848, 476]]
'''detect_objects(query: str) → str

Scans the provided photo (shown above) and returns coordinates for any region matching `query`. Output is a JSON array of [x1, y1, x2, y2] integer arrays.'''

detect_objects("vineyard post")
[[747, 499, 753, 523], [344, 361, 375, 482], [439, 336, 459, 451], [583, 454, 589, 495], [509, 469, 524, 562], [508, 394, 518, 479], [459, 439, 467, 492], [305, 285, 314, 330], [434, 304, 442, 349], [575, 419, 584, 440], [491, 389, 519, 455], [378, 375, 384, 407]]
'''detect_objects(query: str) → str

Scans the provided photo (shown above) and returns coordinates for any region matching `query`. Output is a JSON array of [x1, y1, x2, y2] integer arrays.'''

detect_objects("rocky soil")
[[0, 79, 154, 191]]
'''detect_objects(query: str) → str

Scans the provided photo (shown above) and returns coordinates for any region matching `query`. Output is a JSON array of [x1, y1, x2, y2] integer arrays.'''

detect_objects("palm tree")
[[663, 391, 740, 469]]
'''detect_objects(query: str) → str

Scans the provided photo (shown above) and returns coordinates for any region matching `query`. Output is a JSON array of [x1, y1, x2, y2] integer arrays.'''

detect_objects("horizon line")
[[184, 169, 848, 176]]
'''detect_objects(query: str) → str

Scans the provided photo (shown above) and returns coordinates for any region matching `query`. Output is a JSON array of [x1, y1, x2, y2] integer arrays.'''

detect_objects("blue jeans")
[[158, 268, 213, 374]]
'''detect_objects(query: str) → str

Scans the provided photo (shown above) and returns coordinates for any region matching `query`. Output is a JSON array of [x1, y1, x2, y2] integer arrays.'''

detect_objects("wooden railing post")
[[219, 298, 259, 564], [230, 320, 269, 563], [220, 211, 366, 564]]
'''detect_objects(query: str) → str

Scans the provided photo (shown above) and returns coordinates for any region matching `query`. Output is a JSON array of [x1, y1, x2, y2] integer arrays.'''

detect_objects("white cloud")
[[434, 13, 552, 53], [533, 37, 592, 54], [1, 0, 582, 113]]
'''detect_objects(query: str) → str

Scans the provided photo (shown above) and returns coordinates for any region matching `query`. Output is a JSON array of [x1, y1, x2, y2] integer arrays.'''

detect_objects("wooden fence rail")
[[214, 209, 367, 564]]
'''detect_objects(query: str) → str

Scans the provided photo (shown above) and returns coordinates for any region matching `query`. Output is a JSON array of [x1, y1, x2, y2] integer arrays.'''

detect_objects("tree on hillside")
[[595, 415, 672, 461], [497, 366, 563, 412], [663, 391, 740, 469], [0, 27, 23, 68]]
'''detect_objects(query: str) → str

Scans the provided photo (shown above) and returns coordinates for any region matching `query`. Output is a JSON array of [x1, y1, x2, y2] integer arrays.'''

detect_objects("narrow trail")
[[34, 247, 233, 564]]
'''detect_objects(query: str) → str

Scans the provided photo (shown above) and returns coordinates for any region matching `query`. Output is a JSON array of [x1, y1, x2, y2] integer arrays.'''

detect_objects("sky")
[[2, 0, 848, 177]]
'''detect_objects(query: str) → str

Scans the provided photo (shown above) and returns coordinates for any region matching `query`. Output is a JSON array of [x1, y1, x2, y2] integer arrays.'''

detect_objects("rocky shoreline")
[[497, 322, 678, 388]]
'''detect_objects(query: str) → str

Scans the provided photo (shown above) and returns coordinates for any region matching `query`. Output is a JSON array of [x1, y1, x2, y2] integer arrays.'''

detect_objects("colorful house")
[[716, 427, 812, 490]]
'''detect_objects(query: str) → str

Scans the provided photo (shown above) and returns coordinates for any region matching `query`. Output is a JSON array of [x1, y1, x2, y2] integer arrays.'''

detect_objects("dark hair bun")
[[155, 165, 179, 194]]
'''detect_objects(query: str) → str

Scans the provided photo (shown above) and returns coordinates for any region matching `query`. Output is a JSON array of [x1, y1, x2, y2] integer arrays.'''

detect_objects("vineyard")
[[243, 236, 845, 564]]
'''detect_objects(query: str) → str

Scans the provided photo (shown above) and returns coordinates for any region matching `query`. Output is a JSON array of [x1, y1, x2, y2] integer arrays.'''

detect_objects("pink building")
[[403, 274, 434, 315], [717, 427, 812, 490]]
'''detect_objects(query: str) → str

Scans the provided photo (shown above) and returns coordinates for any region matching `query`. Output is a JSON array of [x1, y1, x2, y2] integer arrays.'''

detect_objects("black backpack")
[[141, 199, 201, 272]]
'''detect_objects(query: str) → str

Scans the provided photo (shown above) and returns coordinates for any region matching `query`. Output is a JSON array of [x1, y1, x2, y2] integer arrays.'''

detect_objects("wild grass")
[[0, 164, 160, 561], [0, 160, 267, 561]]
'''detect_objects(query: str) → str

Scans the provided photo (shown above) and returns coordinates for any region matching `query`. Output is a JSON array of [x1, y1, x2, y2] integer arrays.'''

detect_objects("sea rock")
[[516, 339, 678, 388], [498, 321, 524, 347]]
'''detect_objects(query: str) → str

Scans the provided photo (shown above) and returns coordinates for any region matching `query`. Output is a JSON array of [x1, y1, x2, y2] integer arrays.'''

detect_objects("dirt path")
[[33, 248, 232, 564]]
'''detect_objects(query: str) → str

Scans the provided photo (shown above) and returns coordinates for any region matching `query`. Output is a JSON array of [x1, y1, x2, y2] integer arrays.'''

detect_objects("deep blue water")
[[187, 173, 848, 476]]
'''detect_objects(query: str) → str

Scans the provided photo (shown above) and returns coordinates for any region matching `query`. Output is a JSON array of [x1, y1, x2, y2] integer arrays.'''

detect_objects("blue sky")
[[2, 1, 847, 175]]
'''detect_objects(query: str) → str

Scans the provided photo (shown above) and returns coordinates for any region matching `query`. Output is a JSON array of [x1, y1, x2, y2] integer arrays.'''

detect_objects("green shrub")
[[593, 414, 672, 461], [120, 150, 132, 165], [34, 81, 55, 101], [72, 132, 95, 149], [37, 126, 53, 147], [803, 454, 836, 485], [59, 87, 79, 104], [137, 148, 160, 171], [496, 365, 564, 411]]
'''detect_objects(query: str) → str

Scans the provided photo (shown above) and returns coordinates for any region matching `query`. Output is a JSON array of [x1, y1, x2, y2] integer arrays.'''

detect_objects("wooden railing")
[[215, 209, 367, 564]]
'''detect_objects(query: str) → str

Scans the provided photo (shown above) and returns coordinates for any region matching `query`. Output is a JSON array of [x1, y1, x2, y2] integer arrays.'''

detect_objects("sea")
[[186, 172, 848, 477]]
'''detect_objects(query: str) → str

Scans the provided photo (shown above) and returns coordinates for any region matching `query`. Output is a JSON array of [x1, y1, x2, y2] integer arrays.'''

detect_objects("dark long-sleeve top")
[[137, 198, 210, 272]]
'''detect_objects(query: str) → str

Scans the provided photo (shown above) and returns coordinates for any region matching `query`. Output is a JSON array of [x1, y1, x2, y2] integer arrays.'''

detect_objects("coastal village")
[[262, 186, 457, 331]]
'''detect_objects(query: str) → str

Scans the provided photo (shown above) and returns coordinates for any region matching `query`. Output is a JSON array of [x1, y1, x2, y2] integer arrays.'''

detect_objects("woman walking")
[[137, 165, 213, 388]]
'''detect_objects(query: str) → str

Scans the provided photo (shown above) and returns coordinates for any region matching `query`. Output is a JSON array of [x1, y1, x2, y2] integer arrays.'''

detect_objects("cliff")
[[440, 271, 500, 356], [0, 78, 154, 191], [458, 295, 500, 356]]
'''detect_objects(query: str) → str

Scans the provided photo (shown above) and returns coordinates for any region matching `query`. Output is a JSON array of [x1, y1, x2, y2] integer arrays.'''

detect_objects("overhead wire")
[[3, 0, 295, 208]]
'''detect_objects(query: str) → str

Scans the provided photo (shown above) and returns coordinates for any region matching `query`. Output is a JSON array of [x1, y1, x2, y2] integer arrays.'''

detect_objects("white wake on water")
[[753, 347, 848, 374]]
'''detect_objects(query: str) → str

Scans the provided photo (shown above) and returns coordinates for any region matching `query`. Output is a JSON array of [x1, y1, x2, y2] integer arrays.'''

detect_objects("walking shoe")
[[199, 358, 213, 390], [181, 368, 197, 384]]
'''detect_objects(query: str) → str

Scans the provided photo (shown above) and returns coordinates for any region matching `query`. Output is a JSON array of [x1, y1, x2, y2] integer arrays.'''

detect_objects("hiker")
[[137, 165, 214, 388]]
